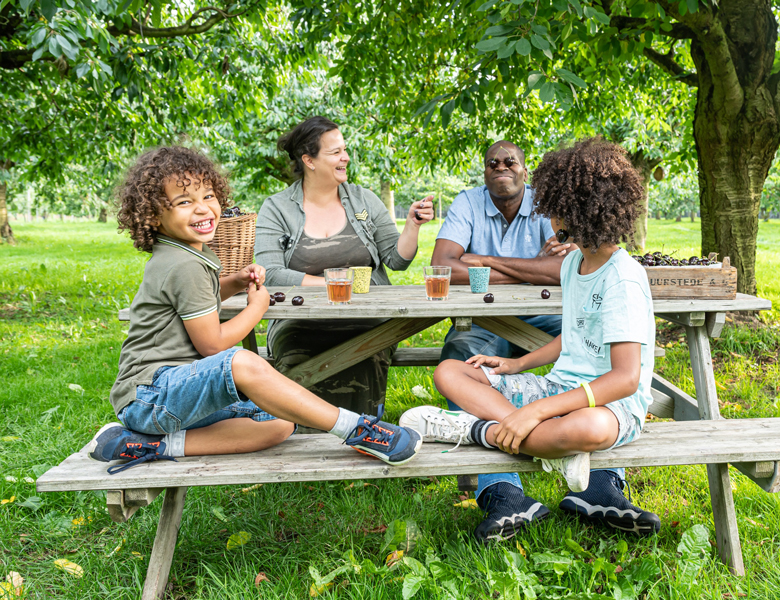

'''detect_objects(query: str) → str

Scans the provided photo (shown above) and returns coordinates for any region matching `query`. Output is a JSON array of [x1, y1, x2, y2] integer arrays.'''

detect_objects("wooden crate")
[[644, 256, 736, 299]]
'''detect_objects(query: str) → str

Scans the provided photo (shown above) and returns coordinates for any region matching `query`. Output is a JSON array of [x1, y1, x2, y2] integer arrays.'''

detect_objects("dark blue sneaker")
[[87, 423, 176, 475], [344, 404, 422, 466], [474, 482, 550, 543], [558, 470, 660, 535]]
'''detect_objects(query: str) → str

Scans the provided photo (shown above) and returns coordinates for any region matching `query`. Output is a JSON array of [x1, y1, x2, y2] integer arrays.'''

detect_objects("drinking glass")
[[423, 266, 451, 301], [324, 268, 353, 305]]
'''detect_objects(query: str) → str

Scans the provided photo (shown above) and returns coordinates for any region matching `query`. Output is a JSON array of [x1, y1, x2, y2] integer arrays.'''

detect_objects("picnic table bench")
[[39, 284, 775, 599]]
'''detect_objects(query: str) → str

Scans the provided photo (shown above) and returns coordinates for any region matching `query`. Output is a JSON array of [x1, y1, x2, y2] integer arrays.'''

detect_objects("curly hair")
[[531, 138, 644, 252], [115, 146, 231, 252]]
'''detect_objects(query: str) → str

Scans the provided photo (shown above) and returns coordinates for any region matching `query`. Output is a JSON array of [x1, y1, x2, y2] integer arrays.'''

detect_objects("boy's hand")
[[465, 354, 519, 375], [493, 405, 542, 454], [236, 264, 266, 290], [247, 283, 270, 313]]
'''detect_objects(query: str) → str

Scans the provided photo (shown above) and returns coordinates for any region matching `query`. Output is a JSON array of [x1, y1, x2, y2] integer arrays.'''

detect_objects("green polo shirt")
[[110, 235, 223, 414]]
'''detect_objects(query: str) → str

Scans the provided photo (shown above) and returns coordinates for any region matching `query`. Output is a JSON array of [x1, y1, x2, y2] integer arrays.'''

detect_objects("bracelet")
[[581, 382, 596, 408]]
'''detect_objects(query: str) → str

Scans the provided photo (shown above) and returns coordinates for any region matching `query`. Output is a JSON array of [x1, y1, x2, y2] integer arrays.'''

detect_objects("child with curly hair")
[[402, 138, 660, 535], [89, 146, 421, 473]]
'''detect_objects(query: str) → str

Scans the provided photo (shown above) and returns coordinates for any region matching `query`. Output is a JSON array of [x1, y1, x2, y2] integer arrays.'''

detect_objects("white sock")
[[161, 431, 186, 457], [328, 408, 362, 440]]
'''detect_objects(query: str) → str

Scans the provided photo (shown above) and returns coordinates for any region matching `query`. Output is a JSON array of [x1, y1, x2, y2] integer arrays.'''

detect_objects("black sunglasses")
[[486, 157, 520, 170]]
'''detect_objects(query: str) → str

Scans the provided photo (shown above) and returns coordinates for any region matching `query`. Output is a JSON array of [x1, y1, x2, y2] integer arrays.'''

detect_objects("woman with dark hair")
[[255, 116, 434, 414]]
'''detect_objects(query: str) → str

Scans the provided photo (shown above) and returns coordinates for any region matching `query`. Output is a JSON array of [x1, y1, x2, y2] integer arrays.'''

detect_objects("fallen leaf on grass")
[[241, 483, 262, 493], [23, 477, 34, 484], [211, 506, 228, 522], [226, 531, 251, 550], [722, 593, 747, 598], [4, 476, 16, 483], [254, 572, 269, 587], [107, 538, 125, 557], [411, 385, 432, 400], [131, 552, 144, 560], [1, 497, 15, 505], [0, 571, 24, 598], [360, 525, 387, 535], [54, 559, 84, 578], [385, 550, 404, 568], [515, 541, 526, 557], [309, 582, 334, 597], [67, 384, 84, 394], [453, 499, 478, 509], [744, 517, 768, 530]]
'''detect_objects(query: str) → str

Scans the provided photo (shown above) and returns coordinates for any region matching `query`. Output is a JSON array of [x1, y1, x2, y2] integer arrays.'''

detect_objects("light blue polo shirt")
[[436, 185, 554, 258]]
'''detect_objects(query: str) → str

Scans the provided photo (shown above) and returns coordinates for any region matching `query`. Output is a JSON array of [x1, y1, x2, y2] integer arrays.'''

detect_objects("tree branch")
[[106, 6, 246, 38], [642, 47, 698, 87], [610, 16, 694, 40]]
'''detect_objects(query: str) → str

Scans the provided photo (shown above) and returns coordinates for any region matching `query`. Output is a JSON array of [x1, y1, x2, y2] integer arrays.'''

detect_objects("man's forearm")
[[481, 255, 562, 285]]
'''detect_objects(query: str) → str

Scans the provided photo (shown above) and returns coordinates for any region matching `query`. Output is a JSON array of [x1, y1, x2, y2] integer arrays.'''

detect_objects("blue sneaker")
[[475, 482, 550, 543], [87, 423, 176, 475], [558, 470, 660, 535], [344, 404, 422, 466]]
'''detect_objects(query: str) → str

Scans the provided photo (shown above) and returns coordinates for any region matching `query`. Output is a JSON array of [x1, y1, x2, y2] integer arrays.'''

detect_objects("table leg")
[[286, 317, 443, 388], [241, 329, 259, 354], [141, 487, 188, 600], [686, 324, 745, 576]]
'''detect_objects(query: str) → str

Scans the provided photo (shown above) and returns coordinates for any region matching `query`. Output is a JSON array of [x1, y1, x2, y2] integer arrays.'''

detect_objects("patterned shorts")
[[480, 368, 642, 451]]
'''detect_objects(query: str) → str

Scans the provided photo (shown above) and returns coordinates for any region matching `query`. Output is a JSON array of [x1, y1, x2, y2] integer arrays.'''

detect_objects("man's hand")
[[493, 405, 542, 455], [460, 253, 486, 267], [465, 354, 521, 375], [247, 283, 271, 313], [537, 236, 573, 258]]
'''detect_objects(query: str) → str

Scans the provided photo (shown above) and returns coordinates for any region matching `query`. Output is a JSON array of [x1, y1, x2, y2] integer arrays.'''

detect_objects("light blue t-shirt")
[[546, 248, 655, 426], [437, 185, 554, 259]]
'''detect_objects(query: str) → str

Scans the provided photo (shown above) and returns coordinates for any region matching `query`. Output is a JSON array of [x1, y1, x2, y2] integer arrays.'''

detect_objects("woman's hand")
[[465, 354, 521, 375], [492, 405, 542, 455], [235, 264, 266, 291], [407, 195, 435, 226]]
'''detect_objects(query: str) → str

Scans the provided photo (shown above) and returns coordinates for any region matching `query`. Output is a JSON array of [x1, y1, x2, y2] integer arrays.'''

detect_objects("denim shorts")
[[481, 368, 641, 451], [118, 347, 276, 435]]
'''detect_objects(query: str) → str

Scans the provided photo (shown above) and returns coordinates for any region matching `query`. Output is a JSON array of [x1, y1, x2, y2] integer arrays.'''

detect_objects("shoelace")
[[344, 404, 393, 447], [425, 413, 469, 453], [107, 443, 177, 475]]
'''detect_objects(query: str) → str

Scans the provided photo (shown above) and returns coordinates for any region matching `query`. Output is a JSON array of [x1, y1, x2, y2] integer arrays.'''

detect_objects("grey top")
[[110, 235, 222, 414], [255, 180, 414, 286], [287, 220, 373, 277]]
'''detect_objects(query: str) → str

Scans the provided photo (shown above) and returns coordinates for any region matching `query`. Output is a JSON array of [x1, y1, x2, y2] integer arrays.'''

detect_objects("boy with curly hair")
[[402, 138, 660, 535], [89, 146, 421, 473]]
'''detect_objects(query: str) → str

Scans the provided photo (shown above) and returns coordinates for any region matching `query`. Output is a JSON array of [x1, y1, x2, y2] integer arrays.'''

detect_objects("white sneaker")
[[540, 453, 591, 492], [399, 406, 479, 451]]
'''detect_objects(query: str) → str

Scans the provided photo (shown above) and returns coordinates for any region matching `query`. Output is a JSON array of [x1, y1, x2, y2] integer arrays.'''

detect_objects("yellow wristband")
[[581, 382, 596, 408]]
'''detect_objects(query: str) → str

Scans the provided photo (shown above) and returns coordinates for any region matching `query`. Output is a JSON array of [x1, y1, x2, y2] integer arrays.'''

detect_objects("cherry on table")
[[268, 296, 276, 306], [541, 289, 551, 299], [291, 296, 304, 306], [483, 293, 494, 303], [273, 292, 286, 302]]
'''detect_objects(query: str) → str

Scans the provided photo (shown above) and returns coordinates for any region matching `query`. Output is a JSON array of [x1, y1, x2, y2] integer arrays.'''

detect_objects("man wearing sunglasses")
[[429, 141, 657, 543]]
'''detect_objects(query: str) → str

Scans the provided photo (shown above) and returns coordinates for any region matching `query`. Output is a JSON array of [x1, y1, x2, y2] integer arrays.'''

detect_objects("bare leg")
[[231, 350, 341, 432], [183, 418, 295, 456], [434, 359, 518, 421]]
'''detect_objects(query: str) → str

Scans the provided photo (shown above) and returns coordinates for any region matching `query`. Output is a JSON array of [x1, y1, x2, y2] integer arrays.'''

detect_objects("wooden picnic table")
[[51, 284, 774, 597]]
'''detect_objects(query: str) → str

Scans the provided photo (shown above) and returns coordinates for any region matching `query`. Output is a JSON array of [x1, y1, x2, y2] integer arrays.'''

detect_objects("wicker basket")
[[207, 213, 257, 278]]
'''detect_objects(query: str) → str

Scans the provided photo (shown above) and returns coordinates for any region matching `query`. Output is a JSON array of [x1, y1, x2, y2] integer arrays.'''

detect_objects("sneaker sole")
[[399, 407, 476, 444], [351, 434, 423, 466], [86, 422, 123, 462], [481, 504, 551, 543], [559, 500, 660, 536]]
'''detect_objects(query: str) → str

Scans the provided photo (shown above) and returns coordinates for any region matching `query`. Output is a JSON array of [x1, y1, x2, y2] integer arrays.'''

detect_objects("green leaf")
[[556, 67, 587, 88], [526, 72, 545, 93], [485, 25, 516, 36], [497, 41, 515, 59], [402, 557, 428, 577], [40, 0, 57, 21], [48, 36, 60, 57], [476, 36, 507, 52], [678, 0, 688, 16], [402, 575, 424, 599], [530, 34, 549, 50], [592, 9, 611, 25], [539, 81, 555, 102], [461, 94, 475, 115], [20, 0, 35, 11], [18, 496, 43, 511], [477, 0, 500, 12], [32, 46, 45, 61], [75, 63, 89, 78], [31, 27, 47, 47], [677, 524, 710, 557], [515, 38, 532, 56], [686, 0, 698, 13], [440, 99, 456, 128], [568, 0, 583, 17]]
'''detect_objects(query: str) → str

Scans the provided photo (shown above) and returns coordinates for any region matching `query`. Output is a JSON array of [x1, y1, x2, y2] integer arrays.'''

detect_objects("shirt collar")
[[156, 234, 221, 271], [288, 179, 350, 205], [483, 184, 534, 218]]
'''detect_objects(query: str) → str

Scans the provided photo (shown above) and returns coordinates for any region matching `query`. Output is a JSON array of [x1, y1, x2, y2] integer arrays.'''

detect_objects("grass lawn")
[[1, 219, 779, 599]]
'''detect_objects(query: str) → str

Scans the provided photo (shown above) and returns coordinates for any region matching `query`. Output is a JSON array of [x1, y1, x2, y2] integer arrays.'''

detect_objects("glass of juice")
[[324, 268, 354, 305], [423, 266, 451, 301]]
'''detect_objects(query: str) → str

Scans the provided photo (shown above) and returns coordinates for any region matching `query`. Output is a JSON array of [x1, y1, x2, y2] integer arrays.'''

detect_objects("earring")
[[555, 229, 570, 243], [310, 166, 315, 170]]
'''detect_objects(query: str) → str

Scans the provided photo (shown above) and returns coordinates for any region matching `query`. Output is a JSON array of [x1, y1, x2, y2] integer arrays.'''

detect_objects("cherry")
[[541, 289, 551, 299], [268, 296, 275, 306], [273, 292, 286, 302], [483, 293, 494, 303], [291, 296, 304, 306]]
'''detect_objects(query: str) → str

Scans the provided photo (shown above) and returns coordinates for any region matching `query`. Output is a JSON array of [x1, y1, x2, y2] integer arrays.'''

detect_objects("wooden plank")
[[392, 347, 443, 366], [686, 325, 721, 420], [706, 312, 727, 338], [733, 461, 780, 494], [106, 490, 140, 523], [141, 487, 188, 600], [285, 318, 442, 388], [36, 419, 780, 492], [472, 316, 554, 353], [658, 311, 706, 328], [643, 263, 737, 300], [650, 373, 700, 422], [707, 463, 745, 575], [241, 330, 259, 354], [457, 475, 479, 492], [454, 317, 472, 332]]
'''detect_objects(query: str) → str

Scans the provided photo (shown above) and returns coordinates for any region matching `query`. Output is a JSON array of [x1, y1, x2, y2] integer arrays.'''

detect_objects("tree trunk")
[[676, 214, 682, 222], [380, 178, 395, 220], [0, 181, 15, 244], [691, 0, 780, 296], [627, 151, 661, 253], [98, 207, 108, 222], [690, 210, 696, 222]]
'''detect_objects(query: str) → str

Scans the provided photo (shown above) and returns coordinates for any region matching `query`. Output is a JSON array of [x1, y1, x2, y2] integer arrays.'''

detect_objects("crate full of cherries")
[[631, 252, 737, 300]]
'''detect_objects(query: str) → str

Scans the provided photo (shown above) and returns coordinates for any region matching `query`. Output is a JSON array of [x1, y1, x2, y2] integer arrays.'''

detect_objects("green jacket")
[[255, 180, 414, 286]]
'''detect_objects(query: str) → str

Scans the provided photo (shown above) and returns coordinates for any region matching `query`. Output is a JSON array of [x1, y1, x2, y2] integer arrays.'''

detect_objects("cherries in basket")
[[631, 252, 716, 267], [221, 206, 247, 218]]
